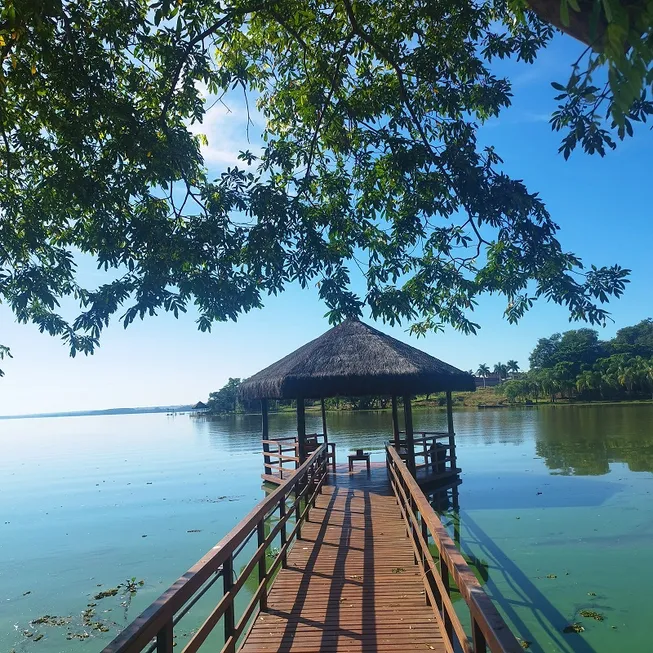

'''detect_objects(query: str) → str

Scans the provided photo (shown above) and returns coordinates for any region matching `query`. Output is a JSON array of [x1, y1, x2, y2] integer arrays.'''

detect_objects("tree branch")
[[159, 4, 267, 124]]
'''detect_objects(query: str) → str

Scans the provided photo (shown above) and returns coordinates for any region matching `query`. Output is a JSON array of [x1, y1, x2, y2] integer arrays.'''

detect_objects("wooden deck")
[[104, 445, 520, 653], [240, 463, 445, 652]]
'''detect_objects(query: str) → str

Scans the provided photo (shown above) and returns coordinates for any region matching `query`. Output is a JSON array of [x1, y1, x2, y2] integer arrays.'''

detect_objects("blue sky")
[[1, 34, 651, 416]]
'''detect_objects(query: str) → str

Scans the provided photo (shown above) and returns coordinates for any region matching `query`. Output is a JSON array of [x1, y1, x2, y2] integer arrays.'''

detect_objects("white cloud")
[[188, 92, 265, 170]]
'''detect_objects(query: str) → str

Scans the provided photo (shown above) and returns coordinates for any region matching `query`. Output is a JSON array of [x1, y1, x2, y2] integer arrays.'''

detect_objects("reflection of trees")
[[535, 406, 653, 475]]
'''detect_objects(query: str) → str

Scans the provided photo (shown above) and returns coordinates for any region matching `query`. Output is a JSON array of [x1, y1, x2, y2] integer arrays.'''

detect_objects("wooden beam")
[[403, 395, 416, 477], [320, 398, 328, 441], [446, 391, 457, 471], [261, 399, 271, 475], [446, 391, 454, 434], [297, 399, 307, 463], [391, 396, 400, 448]]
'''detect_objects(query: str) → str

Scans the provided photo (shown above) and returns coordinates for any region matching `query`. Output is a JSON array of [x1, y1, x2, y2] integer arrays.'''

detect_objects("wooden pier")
[[104, 445, 521, 653], [104, 320, 518, 653], [240, 463, 442, 652]]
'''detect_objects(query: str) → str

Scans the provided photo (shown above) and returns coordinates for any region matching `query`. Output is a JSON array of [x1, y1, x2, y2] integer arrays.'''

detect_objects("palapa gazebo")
[[239, 318, 475, 482]]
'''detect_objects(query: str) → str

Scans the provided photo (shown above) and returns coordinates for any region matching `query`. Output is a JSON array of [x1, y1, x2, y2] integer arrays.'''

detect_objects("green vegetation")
[[207, 378, 243, 414], [579, 609, 605, 621], [500, 319, 653, 404], [203, 319, 653, 412], [563, 623, 585, 634], [4, 0, 649, 375]]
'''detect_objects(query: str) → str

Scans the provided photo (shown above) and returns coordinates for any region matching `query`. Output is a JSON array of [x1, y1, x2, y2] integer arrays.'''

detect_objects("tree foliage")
[[505, 317, 653, 402], [529, 328, 605, 372], [517, 0, 653, 158], [610, 318, 653, 356], [207, 377, 242, 413], [0, 0, 641, 375]]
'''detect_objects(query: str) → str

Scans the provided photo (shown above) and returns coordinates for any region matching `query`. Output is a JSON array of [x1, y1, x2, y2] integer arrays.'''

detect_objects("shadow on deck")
[[240, 464, 444, 652]]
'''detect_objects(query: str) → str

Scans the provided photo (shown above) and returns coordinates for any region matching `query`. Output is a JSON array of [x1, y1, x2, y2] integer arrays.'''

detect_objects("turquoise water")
[[1, 405, 652, 652]]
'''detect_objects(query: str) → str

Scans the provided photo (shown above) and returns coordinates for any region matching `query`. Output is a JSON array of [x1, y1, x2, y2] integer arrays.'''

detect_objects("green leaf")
[[560, 0, 570, 27]]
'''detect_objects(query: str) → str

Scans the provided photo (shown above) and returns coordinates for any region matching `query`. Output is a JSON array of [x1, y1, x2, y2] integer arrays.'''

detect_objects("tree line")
[[203, 378, 405, 414], [202, 319, 653, 412], [499, 319, 653, 403]]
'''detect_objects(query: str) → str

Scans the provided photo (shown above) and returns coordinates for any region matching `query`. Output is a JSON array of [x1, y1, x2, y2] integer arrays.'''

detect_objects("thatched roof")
[[192, 401, 207, 409], [239, 319, 475, 400]]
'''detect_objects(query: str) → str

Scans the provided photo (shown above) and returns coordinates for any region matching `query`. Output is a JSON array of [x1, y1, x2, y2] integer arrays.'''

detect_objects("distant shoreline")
[[198, 396, 653, 417], [0, 405, 194, 420]]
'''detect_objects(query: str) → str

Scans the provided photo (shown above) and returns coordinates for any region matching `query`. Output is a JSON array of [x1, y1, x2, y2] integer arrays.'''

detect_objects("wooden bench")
[[348, 449, 371, 473]]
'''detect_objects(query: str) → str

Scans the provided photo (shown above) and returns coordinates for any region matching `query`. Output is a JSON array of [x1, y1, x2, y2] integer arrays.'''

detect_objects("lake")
[[1, 404, 652, 652]]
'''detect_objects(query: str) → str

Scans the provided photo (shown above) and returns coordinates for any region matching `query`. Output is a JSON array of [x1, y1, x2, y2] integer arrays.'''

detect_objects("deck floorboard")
[[239, 464, 445, 652]]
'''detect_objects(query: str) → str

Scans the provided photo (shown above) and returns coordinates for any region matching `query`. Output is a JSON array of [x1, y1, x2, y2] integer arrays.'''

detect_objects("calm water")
[[1, 405, 652, 652]]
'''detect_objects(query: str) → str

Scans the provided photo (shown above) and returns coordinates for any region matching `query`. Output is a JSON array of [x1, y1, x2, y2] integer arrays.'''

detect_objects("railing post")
[[156, 620, 173, 653], [223, 555, 235, 645], [441, 559, 454, 643], [280, 498, 288, 567], [473, 619, 487, 653], [411, 497, 418, 565], [421, 515, 430, 607], [295, 472, 303, 540], [257, 521, 267, 611]]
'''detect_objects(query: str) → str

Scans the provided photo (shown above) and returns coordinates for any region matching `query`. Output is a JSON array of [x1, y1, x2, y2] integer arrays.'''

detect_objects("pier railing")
[[261, 436, 299, 481], [386, 445, 522, 653], [103, 444, 328, 653], [396, 430, 459, 476], [261, 433, 335, 484]]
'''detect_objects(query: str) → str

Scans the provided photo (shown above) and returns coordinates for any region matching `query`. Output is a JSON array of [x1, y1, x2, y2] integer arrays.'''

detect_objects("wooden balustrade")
[[386, 445, 522, 653], [262, 433, 335, 483], [261, 437, 299, 480], [102, 445, 329, 653], [396, 431, 459, 476]]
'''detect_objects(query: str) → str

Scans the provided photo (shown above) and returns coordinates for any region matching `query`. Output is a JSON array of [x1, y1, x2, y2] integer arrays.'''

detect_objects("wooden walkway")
[[240, 464, 445, 652]]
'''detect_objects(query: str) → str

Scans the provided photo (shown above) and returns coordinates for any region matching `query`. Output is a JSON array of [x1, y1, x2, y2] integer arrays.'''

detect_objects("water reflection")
[[534, 406, 653, 476]]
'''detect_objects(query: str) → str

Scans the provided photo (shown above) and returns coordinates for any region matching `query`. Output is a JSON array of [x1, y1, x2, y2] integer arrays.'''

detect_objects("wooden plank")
[[239, 464, 446, 653], [263, 452, 301, 462]]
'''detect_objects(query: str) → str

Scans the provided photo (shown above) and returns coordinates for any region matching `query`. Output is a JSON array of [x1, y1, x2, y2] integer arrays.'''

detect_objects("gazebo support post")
[[403, 395, 416, 477], [261, 399, 271, 476], [320, 398, 328, 441], [297, 398, 307, 464], [446, 391, 457, 470], [391, 396, 400, 449]]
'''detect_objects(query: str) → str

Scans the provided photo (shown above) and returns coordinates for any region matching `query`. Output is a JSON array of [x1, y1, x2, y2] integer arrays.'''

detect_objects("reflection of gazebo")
[[239, 318, 474, 484]]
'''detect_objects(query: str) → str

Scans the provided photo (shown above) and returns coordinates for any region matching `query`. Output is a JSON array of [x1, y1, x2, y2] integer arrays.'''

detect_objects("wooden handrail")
[[386, 445, 522, 653], [103, 445, 328, 653]]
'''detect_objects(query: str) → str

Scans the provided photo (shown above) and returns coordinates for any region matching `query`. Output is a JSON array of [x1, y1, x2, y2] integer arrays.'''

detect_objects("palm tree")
[[477, 363, 490, 387], [506, 360, 520, 378], [493, 362, 508, 381]]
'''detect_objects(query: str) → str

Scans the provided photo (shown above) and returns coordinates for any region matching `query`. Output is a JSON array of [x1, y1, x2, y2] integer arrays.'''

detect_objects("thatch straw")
[[239, 319, 475, 400]]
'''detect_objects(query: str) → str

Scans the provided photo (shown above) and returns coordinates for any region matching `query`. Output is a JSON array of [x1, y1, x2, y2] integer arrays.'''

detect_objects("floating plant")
[[579, 609, 604, 621], [563, 623, 585, 634], [31, 615, 71, 627], [94, 587, 121, 600]]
